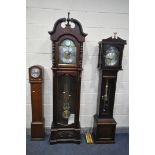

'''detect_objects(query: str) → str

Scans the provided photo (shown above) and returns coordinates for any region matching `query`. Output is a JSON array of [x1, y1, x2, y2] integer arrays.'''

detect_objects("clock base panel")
[[93, 116, 116, 144], [31, 121, 44, 140], [49, 124, 81, 144]]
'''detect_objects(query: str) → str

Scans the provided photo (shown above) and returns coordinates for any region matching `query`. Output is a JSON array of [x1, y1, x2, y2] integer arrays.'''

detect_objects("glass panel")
[[57, 74, 76, 126], [59, 39, 77, 64], [31, 68, 40, 78], [104, 45, 119, 66], [101, 78, 116, 114]]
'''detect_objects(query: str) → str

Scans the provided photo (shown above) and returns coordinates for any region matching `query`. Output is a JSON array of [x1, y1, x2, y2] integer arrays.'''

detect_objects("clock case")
[[29, 65, 45, 140], [93, 36, 126, 143], [48, 14, 87, 144]]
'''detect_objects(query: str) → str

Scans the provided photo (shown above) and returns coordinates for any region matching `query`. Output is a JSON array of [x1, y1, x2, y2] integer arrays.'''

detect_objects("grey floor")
[[26, 133, 129, 155]]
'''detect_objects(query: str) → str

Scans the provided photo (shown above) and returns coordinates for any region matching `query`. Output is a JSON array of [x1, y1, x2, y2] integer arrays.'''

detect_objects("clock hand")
[[106, 57, 113, 60]]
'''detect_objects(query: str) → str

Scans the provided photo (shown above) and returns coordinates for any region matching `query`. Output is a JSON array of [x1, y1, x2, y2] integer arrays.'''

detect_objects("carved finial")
[[66, 12, 71, 26], [68, 12, 70, 19], [113, 32, 117, 39]]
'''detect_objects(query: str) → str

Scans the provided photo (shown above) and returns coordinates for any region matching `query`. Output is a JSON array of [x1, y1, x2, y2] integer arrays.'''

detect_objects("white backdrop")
[[26, 0, 129, 128]]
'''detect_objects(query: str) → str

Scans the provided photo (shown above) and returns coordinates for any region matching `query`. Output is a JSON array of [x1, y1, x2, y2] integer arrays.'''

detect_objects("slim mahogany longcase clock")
[[93, 33, 126, 143], [29, 65, 44, 140], [48, 13, 87, 144]]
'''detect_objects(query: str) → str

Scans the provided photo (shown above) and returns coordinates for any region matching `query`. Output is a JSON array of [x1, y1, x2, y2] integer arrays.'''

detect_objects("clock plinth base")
[[49, 123, 81, 144], [31, 121, 44, 140], [93, 115, 116, 144]]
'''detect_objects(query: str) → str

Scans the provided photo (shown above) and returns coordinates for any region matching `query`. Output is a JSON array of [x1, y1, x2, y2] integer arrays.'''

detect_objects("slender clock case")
[[29, 65, 45, 140], [93, 35, 126, 143]]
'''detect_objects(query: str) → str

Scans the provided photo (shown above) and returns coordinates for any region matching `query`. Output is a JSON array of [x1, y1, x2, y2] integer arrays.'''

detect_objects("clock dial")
[[59, 39, 76, 64], [31, 67, 40, 78], [105, 46, 119, 66]]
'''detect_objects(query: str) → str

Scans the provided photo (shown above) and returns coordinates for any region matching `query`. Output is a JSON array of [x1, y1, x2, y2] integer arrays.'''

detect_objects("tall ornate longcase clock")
[[93, 34, 126, 143], [48, 13, 87, 144], [29, 65, 44, 140]]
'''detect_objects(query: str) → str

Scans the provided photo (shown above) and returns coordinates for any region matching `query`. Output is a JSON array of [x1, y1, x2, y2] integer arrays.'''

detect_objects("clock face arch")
[[31, 67, 40, 78], [105, 46, 119, 66], [59, 39, 77, 64]]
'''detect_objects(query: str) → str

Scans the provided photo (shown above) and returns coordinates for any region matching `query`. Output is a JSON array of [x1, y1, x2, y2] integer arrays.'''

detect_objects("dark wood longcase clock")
[[93, 34, 126, 143], [49, 13, 87, 144], [29, 65, 44, 140]]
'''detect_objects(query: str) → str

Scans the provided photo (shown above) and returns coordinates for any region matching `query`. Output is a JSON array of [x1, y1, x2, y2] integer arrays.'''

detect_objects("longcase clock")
[[48, 13, 87, 144], [93, 33, 126, 143], [29, 65, 44, 140]]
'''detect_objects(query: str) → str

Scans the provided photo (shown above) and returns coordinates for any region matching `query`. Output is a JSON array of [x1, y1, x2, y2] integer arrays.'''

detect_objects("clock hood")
[[48, 12, 87, 42], [100, 36, 127, 45]]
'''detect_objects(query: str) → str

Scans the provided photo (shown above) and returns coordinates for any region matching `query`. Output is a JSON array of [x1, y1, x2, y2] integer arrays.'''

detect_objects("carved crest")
[[48, 12, 87, 42]]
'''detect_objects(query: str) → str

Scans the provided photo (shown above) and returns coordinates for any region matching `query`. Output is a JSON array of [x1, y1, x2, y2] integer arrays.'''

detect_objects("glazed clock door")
[[59, 39, 77, 64], [99, 76, 117, 118], [104, 45, 120, 67], [31, 67, 41, 78], [55, 71, 78, 127], [55, 36, 80, 68]]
